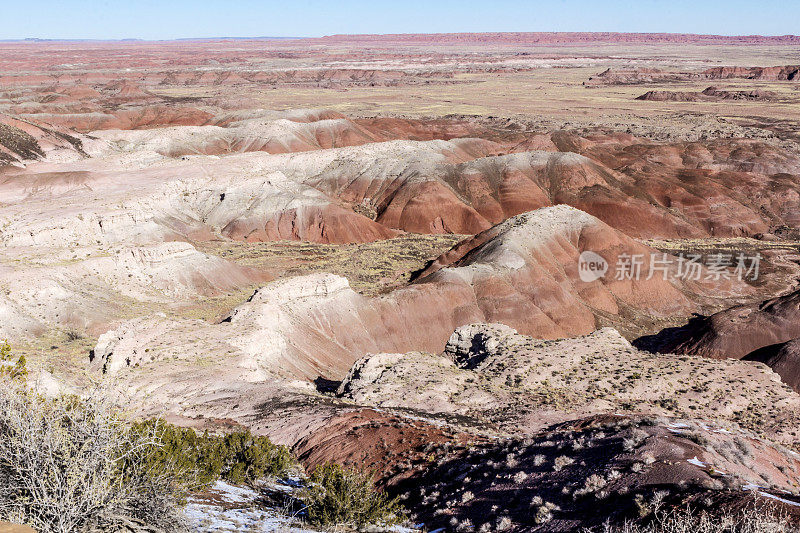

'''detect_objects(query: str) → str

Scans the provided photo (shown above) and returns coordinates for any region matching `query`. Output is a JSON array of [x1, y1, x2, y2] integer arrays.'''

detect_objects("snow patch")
[[687, 457, 706, 467]]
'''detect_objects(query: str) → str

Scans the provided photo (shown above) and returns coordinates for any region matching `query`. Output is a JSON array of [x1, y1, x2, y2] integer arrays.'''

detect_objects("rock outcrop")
[[337, 323, 800, 442], [0, 242, 267, 338]]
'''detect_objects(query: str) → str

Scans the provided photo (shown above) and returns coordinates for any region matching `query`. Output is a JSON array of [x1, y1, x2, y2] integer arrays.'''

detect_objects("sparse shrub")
[[638, 417, 660, 427], [607, 504, 799, 532], [456, 517, 474, 532], [533, 500, 560, 525], [574, 474, 608, 498], [686, 432, 711, 447], [513, 471, 528, 484], [505, 453, 519, 468], [496, 515, 513, 531], [632, 490, 671, 520], [299, 463, 405, 528], [623, 429, 650, 452], [65, 329, 83, 342], [0, 383, 183, 533], [734, 436, 754, 458], [553, 455, 575, 472], [653, 398, 679, 412]]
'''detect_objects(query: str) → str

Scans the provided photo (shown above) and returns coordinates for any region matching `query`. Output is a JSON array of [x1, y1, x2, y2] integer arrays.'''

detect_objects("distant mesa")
[[311, 32, 800, 46], [588, 65, 800, 86], [636, 86, 778, 102]]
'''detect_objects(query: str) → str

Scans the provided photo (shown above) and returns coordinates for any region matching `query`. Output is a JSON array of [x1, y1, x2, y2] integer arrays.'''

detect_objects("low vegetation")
[[299, 462, 405, 528], [0, 383, 184, 533], [608, 505, 800, 532], [0, 342, 296, 532], [0, 122, 45, 162], [196, 233, 464, 299], [130, 419, 295, 489], [0, 340, 27, 380]]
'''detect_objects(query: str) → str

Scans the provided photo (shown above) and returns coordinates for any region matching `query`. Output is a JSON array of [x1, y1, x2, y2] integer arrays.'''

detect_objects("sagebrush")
[[0, 383, 184, 533], [604, 505, 800, 533]]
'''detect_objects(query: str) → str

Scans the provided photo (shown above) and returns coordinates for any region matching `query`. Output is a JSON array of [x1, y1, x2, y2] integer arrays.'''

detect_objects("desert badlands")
[[3, 28, 800, 532]]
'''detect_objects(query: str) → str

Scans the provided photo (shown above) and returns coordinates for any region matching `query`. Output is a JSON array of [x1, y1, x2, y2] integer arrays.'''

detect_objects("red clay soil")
[[24, 105, 215, 132], [393, 414, 800, 532], [223, 204, 399, 244], [313, 129, 800, 239], [292, 409, 477, 487]]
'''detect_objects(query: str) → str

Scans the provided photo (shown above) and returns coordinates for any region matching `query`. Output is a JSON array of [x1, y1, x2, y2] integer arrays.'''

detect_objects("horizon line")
[[2, 31, 800, 43]]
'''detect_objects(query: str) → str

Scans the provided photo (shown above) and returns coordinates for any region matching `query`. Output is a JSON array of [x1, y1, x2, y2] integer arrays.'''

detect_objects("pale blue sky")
[[1, 0, 796, 40]]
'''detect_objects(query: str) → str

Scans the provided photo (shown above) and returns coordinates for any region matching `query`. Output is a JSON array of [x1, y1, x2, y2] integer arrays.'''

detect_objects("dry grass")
[[603, 506, 799, 533], [196, 233, 464, 298], [642, 237, 800, 254]]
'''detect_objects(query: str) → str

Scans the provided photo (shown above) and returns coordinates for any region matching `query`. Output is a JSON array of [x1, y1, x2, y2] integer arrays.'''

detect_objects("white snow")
[[184, 479, 420, 532], [185, 480, 313, 532], [757, 492, 800, 508], [687, 457, 706, 467]]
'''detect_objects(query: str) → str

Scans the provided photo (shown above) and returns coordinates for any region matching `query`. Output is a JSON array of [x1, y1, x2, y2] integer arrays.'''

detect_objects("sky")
[[1, 0, 797, 40]]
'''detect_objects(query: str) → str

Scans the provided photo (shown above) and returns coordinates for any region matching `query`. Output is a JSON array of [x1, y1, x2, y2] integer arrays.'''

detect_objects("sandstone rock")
[[445, 322, 518, 369]]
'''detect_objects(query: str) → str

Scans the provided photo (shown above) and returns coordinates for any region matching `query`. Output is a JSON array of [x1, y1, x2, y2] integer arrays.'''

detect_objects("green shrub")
[[217, 429, 295, 485], [130, 420, 295, 490], [299, 463, 405, 528], [0, 341, 27, 381]]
